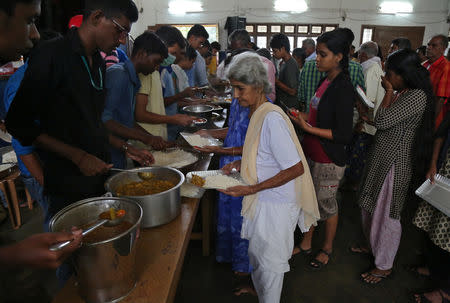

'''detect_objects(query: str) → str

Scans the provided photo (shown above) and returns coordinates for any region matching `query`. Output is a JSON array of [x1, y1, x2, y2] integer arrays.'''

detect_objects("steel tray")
[[186, 170, 246, 189], [180, 132, 223, 148], [415, 174, 450, 217]]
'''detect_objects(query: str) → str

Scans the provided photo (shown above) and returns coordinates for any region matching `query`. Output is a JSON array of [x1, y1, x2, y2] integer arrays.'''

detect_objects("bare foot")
[[350, 244, 370, 254], [233, 286, 257, 297], [361, 268, 392, 284], [414, 289, 446, 303]]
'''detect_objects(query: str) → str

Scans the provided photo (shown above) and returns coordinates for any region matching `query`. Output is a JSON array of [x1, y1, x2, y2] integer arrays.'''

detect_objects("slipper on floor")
[[308, 249, 331, 271], [360, 269, 392, 285]]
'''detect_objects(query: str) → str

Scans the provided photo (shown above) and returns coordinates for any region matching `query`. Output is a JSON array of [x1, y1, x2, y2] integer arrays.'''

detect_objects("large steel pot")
[[105, 167, 184, 228], [49, 197, 142, 303], [182, 104, 215, 118]]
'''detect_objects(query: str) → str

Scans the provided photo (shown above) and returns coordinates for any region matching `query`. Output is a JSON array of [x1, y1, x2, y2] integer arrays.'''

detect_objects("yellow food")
[[190, 174, 205, 187], [116, 179, 175, 196]]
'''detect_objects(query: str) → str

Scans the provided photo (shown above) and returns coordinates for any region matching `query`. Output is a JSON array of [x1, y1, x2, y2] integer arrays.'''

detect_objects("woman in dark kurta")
[[357, 49, 435, 284]]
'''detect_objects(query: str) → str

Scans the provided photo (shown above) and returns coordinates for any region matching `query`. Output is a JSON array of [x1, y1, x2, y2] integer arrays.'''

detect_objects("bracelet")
[[232, 148, 235, 156]]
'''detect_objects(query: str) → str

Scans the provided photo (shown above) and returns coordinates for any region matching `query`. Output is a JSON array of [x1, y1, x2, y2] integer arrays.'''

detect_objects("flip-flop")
[[360, 269, 392, 285], [308, 249, 331, 271]]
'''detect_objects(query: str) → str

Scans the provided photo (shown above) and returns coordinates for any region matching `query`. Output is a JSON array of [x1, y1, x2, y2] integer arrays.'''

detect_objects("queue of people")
[[0, 0, 449, 302]]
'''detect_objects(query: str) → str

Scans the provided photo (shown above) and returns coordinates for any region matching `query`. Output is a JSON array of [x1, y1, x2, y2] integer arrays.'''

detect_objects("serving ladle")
[[49, 210, 125, 251], [109, 168, 154, 181]]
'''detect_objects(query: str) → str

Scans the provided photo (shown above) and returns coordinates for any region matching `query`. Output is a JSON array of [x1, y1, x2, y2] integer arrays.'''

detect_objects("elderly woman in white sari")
[[220, 52, 320, 303]]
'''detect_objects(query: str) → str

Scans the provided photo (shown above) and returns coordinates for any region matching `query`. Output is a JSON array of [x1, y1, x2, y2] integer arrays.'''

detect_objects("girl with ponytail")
[[357, 49, 434, 284], [289, 28, 355, 270]]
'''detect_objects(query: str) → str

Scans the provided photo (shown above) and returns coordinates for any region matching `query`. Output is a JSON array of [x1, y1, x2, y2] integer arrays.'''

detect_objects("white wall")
[[131, 0, 449, 48]]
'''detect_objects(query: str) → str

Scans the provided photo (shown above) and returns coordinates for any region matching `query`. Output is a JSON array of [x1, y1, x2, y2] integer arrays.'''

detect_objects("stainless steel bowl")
[[49, 197, 142, 303], [105, 167, 185, 228], [182, 104, 215, 118]]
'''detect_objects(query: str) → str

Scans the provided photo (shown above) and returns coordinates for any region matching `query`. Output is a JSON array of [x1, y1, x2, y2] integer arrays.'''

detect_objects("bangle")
[[232, 148, 235, 156]]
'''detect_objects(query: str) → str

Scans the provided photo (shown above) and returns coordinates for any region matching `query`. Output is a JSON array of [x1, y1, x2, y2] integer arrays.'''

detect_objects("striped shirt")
[[298, 60, 365, 112]]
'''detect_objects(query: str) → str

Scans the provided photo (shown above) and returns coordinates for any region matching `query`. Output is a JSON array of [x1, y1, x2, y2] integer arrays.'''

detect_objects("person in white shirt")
[[172, 44, 197, 93], [345, 41, 385, 190], [220, 53, 319, 303], [302, 38, 316, 61]]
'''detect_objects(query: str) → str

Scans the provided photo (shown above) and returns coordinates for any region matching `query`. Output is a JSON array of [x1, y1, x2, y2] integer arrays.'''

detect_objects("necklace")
[[80, 55, 103, 90]]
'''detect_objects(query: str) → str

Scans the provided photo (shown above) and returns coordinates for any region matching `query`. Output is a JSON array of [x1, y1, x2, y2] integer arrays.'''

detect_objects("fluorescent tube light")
[[274, 0, 308, 13], [379, 1, 413, 14], [169, 0, 203, 15]]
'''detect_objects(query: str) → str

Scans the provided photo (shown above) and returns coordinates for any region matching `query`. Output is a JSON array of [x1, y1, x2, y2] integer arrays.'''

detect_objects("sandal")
[[308, 249, 331, 271], [360, 268, 392, 285], [292, 246, 312, 256]]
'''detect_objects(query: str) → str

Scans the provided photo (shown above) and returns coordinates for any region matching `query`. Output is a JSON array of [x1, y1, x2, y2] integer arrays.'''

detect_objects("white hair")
[[360, 41, 378, 58], [226, 52, 272, 95]]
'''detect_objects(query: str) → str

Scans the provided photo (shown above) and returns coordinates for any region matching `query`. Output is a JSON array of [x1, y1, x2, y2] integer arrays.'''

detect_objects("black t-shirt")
[[5, 28, 110, 211]]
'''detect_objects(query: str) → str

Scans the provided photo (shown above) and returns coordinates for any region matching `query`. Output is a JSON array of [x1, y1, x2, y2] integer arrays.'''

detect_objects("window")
[[311, 26, 322, 34], [284, 25, 295, 33], [257, 36, 267, 49], [271, 25, 281, 33], [287, 36, 294, 49], [298, 26, 308, 33], [257, 25, 267, 33], [247, 23, 338, 49], [361, 28, 373, 44]]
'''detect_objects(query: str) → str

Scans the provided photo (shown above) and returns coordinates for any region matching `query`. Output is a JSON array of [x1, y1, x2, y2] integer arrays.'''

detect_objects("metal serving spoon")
[[49, 211, 125, 251], [109, 168, 154, 181]]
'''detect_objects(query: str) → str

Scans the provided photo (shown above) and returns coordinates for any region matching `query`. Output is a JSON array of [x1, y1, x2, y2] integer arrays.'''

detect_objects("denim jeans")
[[22, 176, 49, 231]]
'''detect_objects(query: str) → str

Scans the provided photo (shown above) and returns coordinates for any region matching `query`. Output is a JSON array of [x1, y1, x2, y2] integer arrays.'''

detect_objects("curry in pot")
[[116, 179, 175, 196]]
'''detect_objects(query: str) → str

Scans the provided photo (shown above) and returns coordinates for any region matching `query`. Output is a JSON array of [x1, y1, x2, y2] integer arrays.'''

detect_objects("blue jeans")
[[22, 176, 49, 231]]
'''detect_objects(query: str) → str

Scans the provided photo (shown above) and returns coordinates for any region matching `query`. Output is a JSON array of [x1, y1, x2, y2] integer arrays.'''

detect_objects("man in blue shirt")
[[4, 61, 49, 219], [186, 24, 209, 87], [102, 31, 171, 168], [155, 26, 196, 141]]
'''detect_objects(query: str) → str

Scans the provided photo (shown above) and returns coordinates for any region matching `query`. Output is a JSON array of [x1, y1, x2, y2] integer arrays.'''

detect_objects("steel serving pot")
[[49, 197, 142, 303], [182, 104, 215, 118], [104, 166, 185, 228]]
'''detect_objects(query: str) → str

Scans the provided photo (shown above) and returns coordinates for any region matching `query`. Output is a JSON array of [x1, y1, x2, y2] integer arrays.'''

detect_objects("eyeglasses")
[[112, 19, 135, 44]]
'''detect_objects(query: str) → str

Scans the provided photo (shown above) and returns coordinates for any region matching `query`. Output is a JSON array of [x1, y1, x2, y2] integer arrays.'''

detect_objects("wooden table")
[[53, 150, 214, 303], [52, 196, 200, 303]]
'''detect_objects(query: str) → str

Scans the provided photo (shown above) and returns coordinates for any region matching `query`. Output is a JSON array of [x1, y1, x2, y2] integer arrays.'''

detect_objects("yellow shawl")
[[240, 102, 320, 229]]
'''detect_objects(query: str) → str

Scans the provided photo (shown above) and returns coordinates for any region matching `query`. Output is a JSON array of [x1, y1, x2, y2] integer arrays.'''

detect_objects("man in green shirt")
[[298, 59, 365, 113]]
